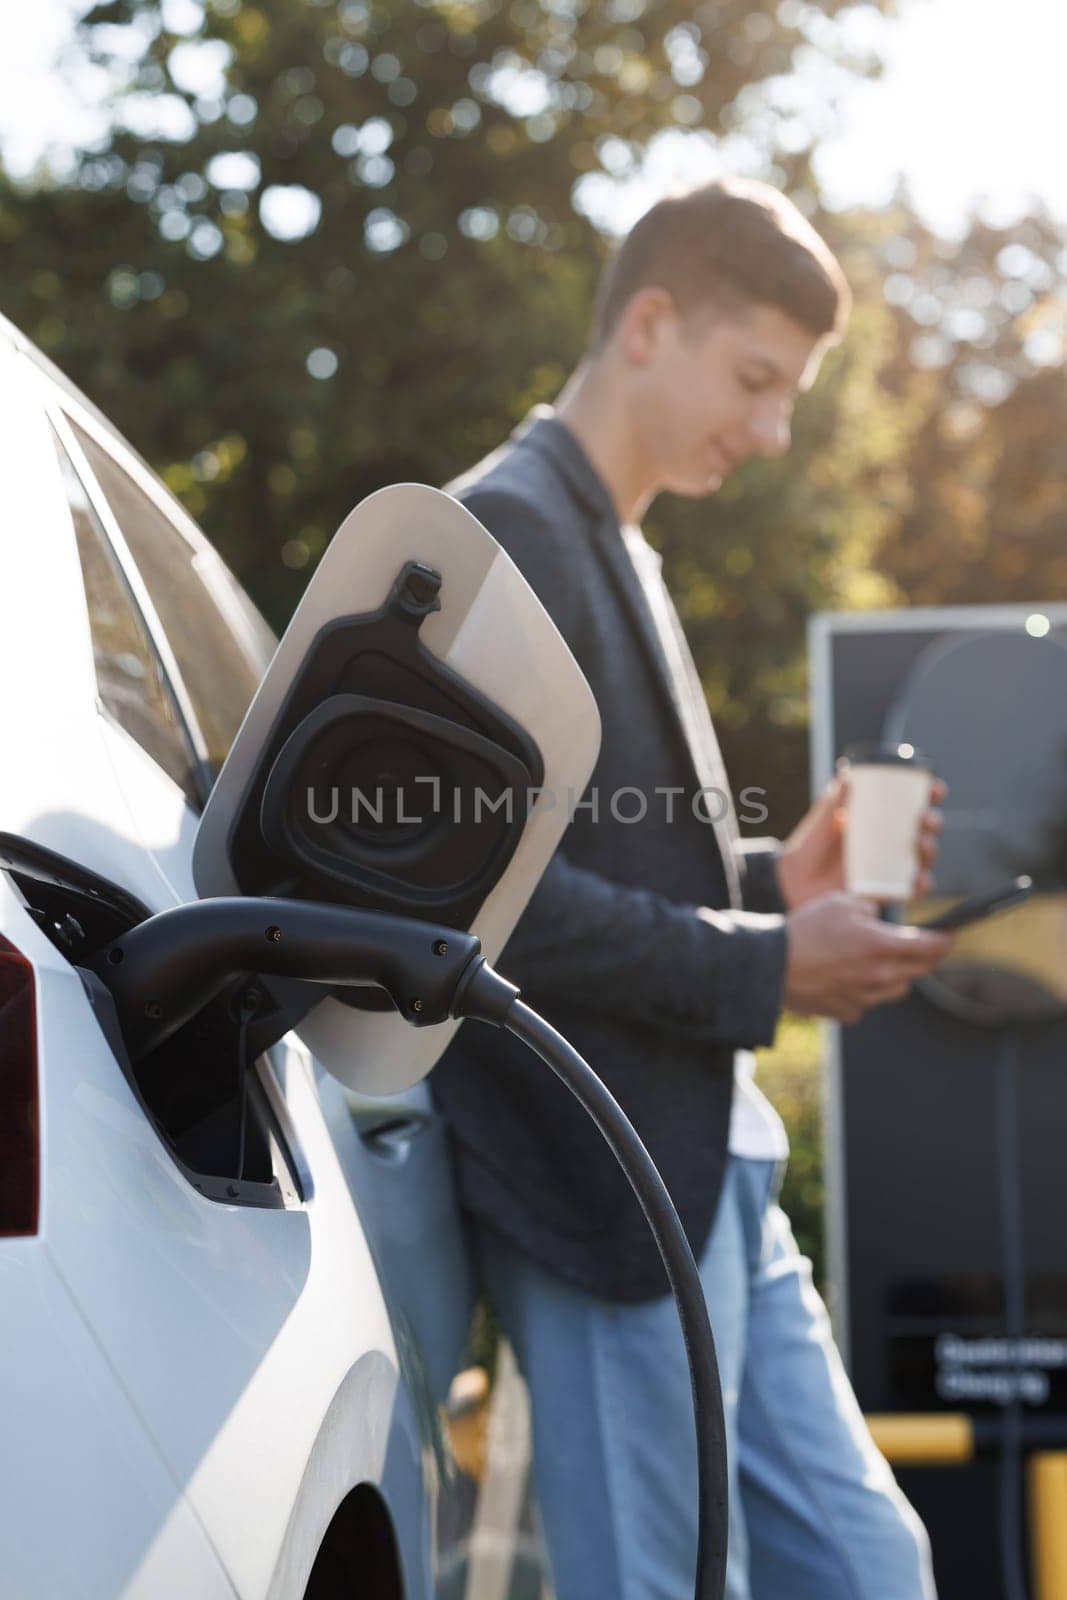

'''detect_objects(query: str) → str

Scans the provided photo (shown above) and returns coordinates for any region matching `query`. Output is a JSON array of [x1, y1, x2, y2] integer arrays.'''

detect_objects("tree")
[[868, 204, 1067, 608], [2, 0, 932, 833], [2, 0, 896, 633]]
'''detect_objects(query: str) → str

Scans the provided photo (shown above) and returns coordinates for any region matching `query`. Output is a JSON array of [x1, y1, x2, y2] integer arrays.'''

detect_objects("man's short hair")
[[590, 177, 850, 348]]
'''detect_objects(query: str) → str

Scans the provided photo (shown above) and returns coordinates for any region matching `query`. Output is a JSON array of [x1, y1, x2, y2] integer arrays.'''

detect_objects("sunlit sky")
[[1, 0, 1065, 240]]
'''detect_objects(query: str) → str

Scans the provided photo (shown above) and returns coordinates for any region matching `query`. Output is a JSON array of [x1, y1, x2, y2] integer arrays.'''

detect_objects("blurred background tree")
[[872, 206, 1067, 610], [4, 2, 1067, 838], [0, 0, 906, 830]]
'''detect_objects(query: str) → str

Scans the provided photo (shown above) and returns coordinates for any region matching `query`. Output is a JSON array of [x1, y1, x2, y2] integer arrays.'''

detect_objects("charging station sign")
[[935, 1336, 1067, 1407]]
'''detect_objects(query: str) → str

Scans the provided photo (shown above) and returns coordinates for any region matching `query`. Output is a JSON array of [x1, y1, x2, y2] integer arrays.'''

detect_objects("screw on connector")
[[265, 925, 282, 943], [409, 997, 424, 1014], [403, 564, 441, 606], [433, 940, 449, 957], [393, 560, 443, 620]]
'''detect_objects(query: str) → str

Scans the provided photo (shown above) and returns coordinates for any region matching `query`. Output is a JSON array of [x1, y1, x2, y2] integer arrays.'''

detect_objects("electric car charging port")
[[109, 976, 305, 1208], [0, 832, 304, 1209]]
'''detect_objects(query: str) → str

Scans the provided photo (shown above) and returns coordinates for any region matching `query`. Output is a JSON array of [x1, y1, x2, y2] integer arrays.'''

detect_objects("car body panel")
[[0, 1237, 237, 1600]]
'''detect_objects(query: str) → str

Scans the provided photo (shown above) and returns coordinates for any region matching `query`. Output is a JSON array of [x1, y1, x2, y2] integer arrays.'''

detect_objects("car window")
[[69, 420, 273, 777], [53, 428, 201, 806]]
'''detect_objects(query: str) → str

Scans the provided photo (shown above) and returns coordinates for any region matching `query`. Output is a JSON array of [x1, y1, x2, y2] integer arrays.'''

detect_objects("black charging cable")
[[995, 1029, 1029, 1600], [234, 987, 261, 1181], [455, 957, 728, 1600], [916, 966, 1033, 1600]]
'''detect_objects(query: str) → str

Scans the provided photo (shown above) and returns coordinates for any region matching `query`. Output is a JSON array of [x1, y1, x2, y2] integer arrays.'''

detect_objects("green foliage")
[[756, 1013, 825, 1285], [867, 205, 1067, 607], [0, 0, 892, 633]]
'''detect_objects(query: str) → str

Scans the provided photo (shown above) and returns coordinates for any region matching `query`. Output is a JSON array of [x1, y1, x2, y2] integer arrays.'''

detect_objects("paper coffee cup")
[[839, 743, 933, 902]]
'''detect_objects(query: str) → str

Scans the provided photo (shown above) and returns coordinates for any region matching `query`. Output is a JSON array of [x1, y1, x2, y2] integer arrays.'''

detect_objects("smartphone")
[[913, 875, 1033, 933]]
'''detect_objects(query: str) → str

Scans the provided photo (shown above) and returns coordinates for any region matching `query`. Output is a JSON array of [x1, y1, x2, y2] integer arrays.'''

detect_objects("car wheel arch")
[[265, 1351, 425, 1600]]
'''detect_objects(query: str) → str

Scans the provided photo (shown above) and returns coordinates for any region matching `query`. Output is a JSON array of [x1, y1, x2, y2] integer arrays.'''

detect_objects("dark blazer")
[[432, 409, 788, 1302]]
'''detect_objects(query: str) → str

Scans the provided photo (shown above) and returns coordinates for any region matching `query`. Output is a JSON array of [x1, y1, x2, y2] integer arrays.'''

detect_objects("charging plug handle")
[[91, 897, 481, 1062]]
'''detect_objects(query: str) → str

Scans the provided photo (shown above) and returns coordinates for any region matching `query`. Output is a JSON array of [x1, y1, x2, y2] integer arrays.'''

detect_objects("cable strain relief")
[[451, 956, 521, 1027]]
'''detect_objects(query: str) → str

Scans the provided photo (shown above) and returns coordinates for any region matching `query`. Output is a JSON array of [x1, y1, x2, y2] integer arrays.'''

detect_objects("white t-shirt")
[[728, 1050, 789, 1161]]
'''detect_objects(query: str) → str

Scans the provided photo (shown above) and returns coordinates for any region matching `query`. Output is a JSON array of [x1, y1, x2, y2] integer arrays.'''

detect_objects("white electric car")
[[0, 313, 598, 1599]]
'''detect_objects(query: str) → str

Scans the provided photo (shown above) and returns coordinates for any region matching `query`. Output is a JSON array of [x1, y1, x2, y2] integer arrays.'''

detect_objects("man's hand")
[[783, 891, 953, 1025], [775, 775, 946, 910]]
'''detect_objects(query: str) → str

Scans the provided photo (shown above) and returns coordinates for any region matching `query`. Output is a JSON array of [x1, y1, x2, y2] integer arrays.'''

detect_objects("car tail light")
[[0, 932, 39, 1236]]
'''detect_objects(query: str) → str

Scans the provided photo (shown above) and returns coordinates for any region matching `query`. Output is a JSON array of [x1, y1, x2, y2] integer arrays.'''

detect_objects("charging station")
[[811, 604, 1067, 1598]]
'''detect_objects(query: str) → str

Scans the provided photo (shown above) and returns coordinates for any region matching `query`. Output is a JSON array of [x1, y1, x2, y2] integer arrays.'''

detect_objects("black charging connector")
[[90, 897, 483, 1061]]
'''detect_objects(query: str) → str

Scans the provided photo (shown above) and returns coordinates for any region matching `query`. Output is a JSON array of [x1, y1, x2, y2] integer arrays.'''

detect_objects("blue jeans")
[[478, 1156, 936, 1599]]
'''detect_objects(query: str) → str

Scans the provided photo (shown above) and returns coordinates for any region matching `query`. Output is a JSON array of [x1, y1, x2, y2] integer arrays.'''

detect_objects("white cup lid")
[[838, 741, 933, 771]]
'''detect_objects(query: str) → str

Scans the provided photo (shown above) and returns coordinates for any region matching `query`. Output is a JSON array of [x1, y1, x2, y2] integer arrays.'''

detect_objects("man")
[[432, 178, 951, 1598]]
